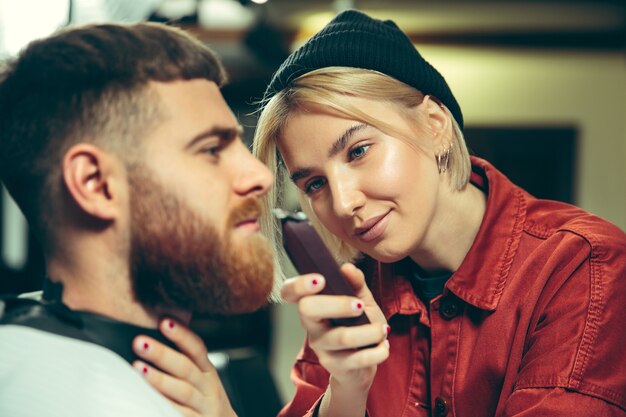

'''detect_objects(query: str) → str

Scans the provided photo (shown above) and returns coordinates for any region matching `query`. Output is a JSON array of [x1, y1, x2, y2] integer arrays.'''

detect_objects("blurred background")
[[1, 0, 625, 415]]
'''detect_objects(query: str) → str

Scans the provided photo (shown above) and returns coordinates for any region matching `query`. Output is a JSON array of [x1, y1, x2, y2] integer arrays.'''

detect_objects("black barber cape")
[[0, 278, 177, 364]]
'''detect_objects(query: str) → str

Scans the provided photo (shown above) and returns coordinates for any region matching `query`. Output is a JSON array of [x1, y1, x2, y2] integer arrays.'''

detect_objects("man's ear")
[[62, 144, 125, 221], [421, 95, 452, 148]]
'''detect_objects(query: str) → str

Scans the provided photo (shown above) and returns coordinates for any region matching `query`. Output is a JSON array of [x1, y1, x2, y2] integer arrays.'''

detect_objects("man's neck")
[[46, 256, 189, 328]]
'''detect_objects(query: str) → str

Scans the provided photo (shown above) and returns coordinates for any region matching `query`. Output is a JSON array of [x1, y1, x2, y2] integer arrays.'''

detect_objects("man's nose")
[[236, 149, 274, 197]]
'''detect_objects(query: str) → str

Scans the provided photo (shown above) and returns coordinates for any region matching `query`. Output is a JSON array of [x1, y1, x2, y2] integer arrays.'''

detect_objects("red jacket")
[[279, 157, 626, 417]]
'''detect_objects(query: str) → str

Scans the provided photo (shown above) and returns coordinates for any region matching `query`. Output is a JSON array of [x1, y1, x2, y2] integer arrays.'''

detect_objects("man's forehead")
[[149, 78, 224, 107], [147, 79, 239, 139]]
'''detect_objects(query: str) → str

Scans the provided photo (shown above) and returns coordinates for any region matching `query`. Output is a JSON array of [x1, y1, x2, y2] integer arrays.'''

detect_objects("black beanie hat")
[[264, 9, 464, 129]]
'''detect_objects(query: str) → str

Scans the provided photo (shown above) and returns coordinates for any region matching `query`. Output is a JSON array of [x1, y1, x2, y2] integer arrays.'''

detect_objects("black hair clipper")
[[274, 209, 370, 326]]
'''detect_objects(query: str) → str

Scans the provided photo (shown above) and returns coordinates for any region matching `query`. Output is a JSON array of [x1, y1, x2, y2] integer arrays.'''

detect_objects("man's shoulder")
[[0, 324, 179, 417], [0, 296, 91, 341], [0, 324, 135, 386]]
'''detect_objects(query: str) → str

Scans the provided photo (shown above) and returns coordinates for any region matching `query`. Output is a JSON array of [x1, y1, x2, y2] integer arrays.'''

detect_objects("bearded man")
[[0, 22, 274, 417]]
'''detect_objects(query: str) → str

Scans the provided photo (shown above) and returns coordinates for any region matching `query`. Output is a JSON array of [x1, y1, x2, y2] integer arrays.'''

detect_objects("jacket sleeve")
[[278, 343, 331, 417], [500, 230, 626, 416]]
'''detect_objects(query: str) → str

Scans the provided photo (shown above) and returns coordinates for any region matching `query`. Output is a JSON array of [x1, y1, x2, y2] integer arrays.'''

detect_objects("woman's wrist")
[[318, 375, 373, 417], [329, 373, 374, 395]]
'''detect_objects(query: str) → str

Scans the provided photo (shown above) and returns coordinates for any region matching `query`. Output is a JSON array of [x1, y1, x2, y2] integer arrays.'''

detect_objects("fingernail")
[[167, 319, 175, 330], [384, 325, 391, 335], [351, 299, 364, 312], [142, 341, 150, 352], [134, 362, 149, 377], [384, 339, 390, 349], [306, 275, 323, 290]]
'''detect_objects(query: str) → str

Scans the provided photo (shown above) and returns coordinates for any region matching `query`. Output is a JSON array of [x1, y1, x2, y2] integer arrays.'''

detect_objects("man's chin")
[[218, 295, 272, 316], [137, 285, 272, 318], [189, 288, 273, 316]]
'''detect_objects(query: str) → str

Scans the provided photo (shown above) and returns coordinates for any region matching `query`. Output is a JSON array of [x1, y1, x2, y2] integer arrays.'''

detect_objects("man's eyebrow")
[[328, 123, 368, 158], [185, 125, 244, 149]]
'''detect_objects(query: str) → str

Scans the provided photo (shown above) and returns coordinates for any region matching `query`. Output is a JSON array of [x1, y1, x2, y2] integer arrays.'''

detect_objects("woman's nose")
[[330, 175, 365, 218]]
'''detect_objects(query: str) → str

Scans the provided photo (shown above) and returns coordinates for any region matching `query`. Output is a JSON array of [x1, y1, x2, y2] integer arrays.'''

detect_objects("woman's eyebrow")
[[289, 168, 311, 183], [289, 123, 369, 183], [328, 123, 368, 158]]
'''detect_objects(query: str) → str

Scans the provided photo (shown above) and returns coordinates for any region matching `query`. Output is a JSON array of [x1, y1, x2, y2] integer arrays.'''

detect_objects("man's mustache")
[[228, 198, 262, 228]]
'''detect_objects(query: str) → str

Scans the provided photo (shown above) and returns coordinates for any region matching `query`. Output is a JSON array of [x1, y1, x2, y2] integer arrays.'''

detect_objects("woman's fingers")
[[281, 265, 390, 349], [278, 265, 391, 391], [133, 323, 238, 417], [298, 294, 366, 323], [340, 263, 386, 322], [133, 358, 236, 417], [133, 360, 206, 413], [292, 265, 387, 329], [158, 319, 213, 373], [280, 274, 326, 303], [169, 403, 196, 417], [132, 335, 206, 392], [320, 339, 390, 372], [280, 264, 368, 305], [311, 322, 390, 351], [339, 263, 367, 294]]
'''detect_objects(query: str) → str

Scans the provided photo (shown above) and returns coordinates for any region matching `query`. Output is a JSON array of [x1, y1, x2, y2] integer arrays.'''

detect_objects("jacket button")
[[439, 296, 461, 320], [434, 396, 449, 417]]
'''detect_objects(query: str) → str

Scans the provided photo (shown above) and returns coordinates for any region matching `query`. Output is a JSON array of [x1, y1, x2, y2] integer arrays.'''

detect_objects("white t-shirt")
[[0, 325, 181, 417]]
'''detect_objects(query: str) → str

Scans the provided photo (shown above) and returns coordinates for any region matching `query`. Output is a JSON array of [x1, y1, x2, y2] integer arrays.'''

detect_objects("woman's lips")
[[354, 210, 391, 242]]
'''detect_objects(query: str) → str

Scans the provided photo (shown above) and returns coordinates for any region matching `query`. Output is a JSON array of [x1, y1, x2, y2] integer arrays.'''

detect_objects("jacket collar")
[[446, 157, 526, 311]]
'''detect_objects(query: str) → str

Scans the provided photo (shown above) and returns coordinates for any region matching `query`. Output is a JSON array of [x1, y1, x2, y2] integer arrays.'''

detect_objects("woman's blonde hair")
[[253, 67, 471, 282]]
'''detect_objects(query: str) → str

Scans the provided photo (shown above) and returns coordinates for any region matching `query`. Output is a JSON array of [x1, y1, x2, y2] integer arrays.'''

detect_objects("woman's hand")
[[132, 319, 236, 417], [280, 263, 390, 416]]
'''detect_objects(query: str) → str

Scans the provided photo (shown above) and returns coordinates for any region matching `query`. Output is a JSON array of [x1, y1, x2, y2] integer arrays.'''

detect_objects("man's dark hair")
[[0, 22, 226, 240]]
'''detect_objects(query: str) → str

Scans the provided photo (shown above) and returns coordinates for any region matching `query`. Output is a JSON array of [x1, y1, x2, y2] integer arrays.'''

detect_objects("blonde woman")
[[250, 9, 626, 417], [136, 9, 626, 417]]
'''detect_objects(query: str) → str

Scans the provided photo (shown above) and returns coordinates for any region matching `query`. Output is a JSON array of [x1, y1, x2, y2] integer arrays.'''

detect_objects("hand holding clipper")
[[275, 209, 370, 327]]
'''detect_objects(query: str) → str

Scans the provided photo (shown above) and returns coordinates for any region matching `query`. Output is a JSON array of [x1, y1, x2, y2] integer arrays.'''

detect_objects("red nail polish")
[[311, 279, 318, 286], [168, 320, 175, 329], [356, 302, 363, 310], [143, 342, 149, 351], [142, 366, 149, 375]]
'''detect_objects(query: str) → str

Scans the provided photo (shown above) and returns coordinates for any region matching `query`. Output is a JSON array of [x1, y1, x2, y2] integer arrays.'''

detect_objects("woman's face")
[[278, 97, 442, 263]]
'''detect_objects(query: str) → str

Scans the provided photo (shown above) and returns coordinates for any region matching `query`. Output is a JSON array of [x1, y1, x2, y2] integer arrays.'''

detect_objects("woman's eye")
[[348, 144, 371, 161], [304, 178, 326, 194]]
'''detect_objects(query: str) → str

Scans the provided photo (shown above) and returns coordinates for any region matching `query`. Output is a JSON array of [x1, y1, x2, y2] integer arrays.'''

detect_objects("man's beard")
[[128, 169, 274, 316]]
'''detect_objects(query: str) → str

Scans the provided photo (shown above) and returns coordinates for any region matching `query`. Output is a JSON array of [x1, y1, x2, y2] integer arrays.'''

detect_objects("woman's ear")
[[62, 144, 125, 221], [421, 95, 452, 148]]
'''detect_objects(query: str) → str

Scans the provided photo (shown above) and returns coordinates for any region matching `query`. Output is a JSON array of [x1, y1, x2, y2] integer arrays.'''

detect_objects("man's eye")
[[348, 144, 371, 161], [202, 145, 221, 156], [304, 178, 326, 194]]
